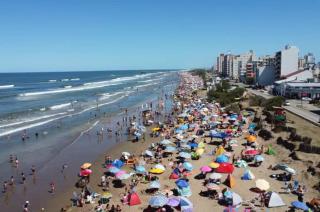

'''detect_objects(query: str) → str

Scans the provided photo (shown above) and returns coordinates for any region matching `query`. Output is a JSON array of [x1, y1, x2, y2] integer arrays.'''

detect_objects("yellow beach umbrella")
[[209, 162, 220, 169], [196, 148, 204, 155], [215, 146, 225, 156], [81, 163, 92, 169], [149, 168, 164, 174], [152, 127, 160, 132], [255, 179, 270, 191], [198, 142, 205, 148]]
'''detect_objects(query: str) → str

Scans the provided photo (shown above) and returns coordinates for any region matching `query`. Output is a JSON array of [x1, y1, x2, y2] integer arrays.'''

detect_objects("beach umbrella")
[[179, 124, 189, 130], [116, 173, 131, 180], [149, 168, 164, 174], [200, 166, 212, 173], [216, 154, 229, 163], [112, 159, 124, 168], [80, 169, 92, 177], [183, 162, 193, 171], [164, 146, 176, 152], [274, 164, 296, 175], [215, 163, 234, 174], [235, 160, 248, 168], [154, 164, 165, 171], [254, 155, 264, 162], [177, 186, 192, 197], [176, 179, 189, 188], [291, 201, 309, 211], [160, 139, 172, 145], [198, 142, 205, 148], [115, 170, 127, 178], [145, 150, 154, 157], [209, 173, 222, 180], [108, 166, 120, 174], [209, 162, 220, 169], [149, 181, 161, 189], [101, 192, 112, 199], [232, 192, 242, 207], [188, 142, 198, 148], [80, 162, 92, 169], [255, 179, 270, 191], [206, 183, 221, 190], [122, 152, 131, 157], [167, 197, 180, 207], [180, 196, 193, 210], [224, 190, 233, 199], [195, 148, 204, 155], [135, 165, 146, 174], [152, 127, 161, 132], [244, 149, 260, 156], [216, 146, 226, 156], [246, 135, 257, 143], [179, 152, 191, 159], [149, 195, 168, 207]]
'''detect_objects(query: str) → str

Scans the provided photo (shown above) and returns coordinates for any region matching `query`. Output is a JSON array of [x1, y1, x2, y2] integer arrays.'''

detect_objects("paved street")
[[247, 89, 320, 126]]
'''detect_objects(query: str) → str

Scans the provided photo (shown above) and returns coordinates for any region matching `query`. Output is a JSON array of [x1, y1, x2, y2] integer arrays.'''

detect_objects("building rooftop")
[[286, 82, 320, 87]]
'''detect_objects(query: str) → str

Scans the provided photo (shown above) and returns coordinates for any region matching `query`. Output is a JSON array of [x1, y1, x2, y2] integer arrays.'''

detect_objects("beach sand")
[[44, 86, 320, 212]]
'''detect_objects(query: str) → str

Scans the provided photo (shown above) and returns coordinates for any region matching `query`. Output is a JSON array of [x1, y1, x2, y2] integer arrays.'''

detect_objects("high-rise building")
[[222, 53, 233, 78], [216, 54, 225, 74], [232, 55, 240, 80], [238, 50, 256, 82], [275, 45, 299, 80], [304, 53, 315, 68]]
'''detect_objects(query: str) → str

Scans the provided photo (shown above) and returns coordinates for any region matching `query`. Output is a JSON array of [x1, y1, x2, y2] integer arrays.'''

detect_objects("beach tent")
[[241, 169, 255, 180], [291, 201, 310, 211], [267, 192, 285, 208], [224, 174, 236, 188], [177, 186, 192, 197], [216, 146, 226, 156], [169, 172, 179, 179], [128, 192, 141, 206], [176, 179, 189, 188], [216, 163, 234, 174], [232, 192, 242, 208], [266, 145, 276, 155]]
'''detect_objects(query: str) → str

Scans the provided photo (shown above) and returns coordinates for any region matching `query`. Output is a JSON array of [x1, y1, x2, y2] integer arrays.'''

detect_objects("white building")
[[275, 45, 299, 80], [238, 51, 256, 82]]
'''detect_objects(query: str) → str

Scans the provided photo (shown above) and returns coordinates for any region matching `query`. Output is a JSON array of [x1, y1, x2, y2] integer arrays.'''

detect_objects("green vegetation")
[[207, 80, 245, 107], [249, 95, 285, 111], [262, 96, 285, 111]]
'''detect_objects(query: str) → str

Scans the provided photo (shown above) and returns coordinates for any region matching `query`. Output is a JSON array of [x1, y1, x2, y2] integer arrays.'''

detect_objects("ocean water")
[[0, 70, 180, 210], [0, 70, 179, 137]]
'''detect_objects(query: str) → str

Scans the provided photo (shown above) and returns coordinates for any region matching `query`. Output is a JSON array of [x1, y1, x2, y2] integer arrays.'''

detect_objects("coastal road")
[[247, 89, 320, 126]]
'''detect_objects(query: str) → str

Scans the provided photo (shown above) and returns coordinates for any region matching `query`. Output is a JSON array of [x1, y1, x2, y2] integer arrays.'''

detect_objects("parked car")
[[284, 101, 290, 106], [302, 97, 312, 101]]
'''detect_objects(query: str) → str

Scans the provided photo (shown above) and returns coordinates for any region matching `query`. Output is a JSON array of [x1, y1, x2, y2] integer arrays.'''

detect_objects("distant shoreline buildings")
[[214, 45, 320, 99]]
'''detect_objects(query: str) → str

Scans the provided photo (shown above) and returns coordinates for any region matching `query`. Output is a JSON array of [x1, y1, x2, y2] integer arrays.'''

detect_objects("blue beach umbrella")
[[183, 162, 193, 171], [179, 125, 189, 130], [179, 152, 191, 159], [149, 195, 168, 207], [216, 154, 229, 163], [108, 166, 120, 174], [176, 179, 189, 188], [165, 146, 176, 152], [188, 142, 198, 148], [291, 201, 309, 211], [149, 180, 161, 189], [175, 129, 183, 134], [254, 155, 264, 162], [135, 165, 146, 174], [112, 159, 124, 168], [224, 190, 233, 199]]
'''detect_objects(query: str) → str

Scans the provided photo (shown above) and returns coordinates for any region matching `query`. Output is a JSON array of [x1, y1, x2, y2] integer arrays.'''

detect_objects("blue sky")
[[0, 0, 319, 72]]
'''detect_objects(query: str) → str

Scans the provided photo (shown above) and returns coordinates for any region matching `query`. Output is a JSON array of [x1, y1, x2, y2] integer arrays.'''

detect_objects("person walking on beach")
[[10, 176, 14, 185], [21, 172, 26, 184], [61, 164, 68, 173], [3, 181, 8, 193], [23, 201, 30, 212], [50, 182, 55, 194], [31, 165, 36, 176], [15, 157, 19, 168]]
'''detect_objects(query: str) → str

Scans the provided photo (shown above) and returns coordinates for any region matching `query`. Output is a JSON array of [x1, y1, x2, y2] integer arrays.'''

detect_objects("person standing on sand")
[[15, 157, 19, 168], [3, 181, 8, 193], [31, 165, 36, 176], [50, 182, 55, 194], [10, 176, 14, 185]]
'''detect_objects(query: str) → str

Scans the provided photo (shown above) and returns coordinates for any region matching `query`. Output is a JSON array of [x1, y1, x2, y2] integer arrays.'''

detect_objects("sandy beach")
[[37, 72, 319, 212]]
